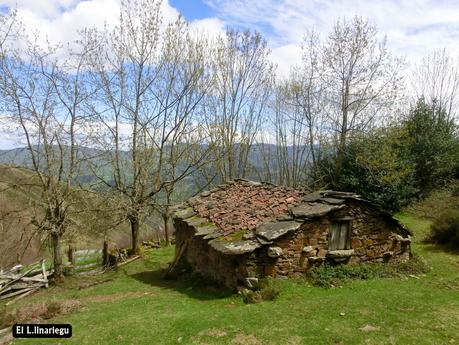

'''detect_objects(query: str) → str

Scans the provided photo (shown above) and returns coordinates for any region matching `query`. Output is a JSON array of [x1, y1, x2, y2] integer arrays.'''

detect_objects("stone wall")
[[265, 201, 411, 278], [173, 218, 250, 288], [173, 200, 411, 288]]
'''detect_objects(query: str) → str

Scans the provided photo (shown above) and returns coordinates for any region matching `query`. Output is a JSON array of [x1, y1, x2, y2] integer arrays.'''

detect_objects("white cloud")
[[204, 0, 459, 69], [2, 0, 182, 49], [1, 0, 80, 18], [0, 115, 25, 149], [270, 44, 302, 78], [1, 0, 229, 62], [189, 17, 226, 39], [0, 0, 230, 149], [4, 0, 459, 78]]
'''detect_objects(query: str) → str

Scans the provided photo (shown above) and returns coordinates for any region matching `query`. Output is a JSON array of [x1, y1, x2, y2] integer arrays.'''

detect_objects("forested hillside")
[[0, 165, 160, 268], [0, 166, 44, 267]]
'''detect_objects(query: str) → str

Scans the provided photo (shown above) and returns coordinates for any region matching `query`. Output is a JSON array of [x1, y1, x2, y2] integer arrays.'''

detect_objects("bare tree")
[[413, 49, 459, 121], [84, 0, 213, 253], [271, 31, 327, 187], [0, 166, 43, 268], [270, 81, 314, 187], [321, 17, 403, 174], [258, 19, 402, 188], [201, 30, 275, 183], [256, 30, 332, 188], [0, 22, 93, 279], [152, 129, 210, 245]]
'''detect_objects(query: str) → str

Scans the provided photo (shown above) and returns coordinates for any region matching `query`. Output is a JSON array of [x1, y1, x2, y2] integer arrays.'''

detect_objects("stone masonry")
[[169, 179, 412, 289]]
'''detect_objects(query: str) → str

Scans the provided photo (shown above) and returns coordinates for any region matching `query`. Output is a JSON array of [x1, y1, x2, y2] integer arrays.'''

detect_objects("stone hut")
[[169, 179, 412, 289]]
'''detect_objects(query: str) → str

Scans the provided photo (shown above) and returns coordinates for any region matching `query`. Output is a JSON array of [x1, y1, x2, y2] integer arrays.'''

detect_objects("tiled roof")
[[172, 180, 411, 255], [190, 179, 305, 235]]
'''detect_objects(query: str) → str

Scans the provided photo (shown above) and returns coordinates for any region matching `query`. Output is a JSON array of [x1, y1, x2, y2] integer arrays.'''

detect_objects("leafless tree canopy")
[[81, 0, 214, 251], [201, 30, 275, 182], [413, 49, 459, 121]]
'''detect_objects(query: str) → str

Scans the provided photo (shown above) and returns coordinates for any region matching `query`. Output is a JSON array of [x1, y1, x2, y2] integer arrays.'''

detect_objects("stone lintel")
[[290, 203, 345, 219], [173, 207, 197, 220], [208, 239, 261, 255], [184, 216, 209, 228], [255, 220, 302, 241], [327, 249, 355, 258], [194, 223, 220, 236]]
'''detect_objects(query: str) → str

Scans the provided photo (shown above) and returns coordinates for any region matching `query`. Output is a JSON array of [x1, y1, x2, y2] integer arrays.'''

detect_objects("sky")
[[1, 0, 459, 149]]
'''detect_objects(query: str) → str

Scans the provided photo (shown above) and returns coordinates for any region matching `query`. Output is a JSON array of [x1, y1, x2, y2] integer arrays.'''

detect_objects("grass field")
[[4, 212, 459, 345]]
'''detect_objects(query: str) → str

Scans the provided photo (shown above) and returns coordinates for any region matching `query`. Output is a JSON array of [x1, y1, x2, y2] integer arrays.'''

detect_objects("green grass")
[[4, 212, 459, 345]]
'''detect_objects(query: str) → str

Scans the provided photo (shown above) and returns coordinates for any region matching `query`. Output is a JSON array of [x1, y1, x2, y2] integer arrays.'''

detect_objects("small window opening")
[[329, 219, 352, 250]]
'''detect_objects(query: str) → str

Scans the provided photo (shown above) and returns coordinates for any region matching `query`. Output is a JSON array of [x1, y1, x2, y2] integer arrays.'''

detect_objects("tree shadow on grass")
[[130, 268, 235, 301], [421, 242, 459, 255]]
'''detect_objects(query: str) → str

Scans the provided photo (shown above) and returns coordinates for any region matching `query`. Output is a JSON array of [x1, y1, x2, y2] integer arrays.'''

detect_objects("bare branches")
[[83, 0, 214, 251], [323, 17, 402, 140], [0, 16, 93, 278], [413, 49, 459, 122], [202, 30, 275, 182]]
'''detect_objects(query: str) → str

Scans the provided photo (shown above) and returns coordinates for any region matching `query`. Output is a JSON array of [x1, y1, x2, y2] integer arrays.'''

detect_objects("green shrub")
[[391, 254, 430, 275], [240, 278, 280, 304], [308, 256, 430, 288], [427, 209, 459, 248], [403, 99, 459, 197], [316, 128, 418, 212], [240, 290, 263, 304], [63, 265, 75, 276], [308, 263, 384, 288]]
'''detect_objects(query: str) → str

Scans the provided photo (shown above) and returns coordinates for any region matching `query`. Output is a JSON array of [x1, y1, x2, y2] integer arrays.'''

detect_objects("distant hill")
[[0, 147, 33, 166], [0, 164, 161, 268], [0, 146, 117, 185], [0, 165, 47, 267], [0, 143, 314, 186]]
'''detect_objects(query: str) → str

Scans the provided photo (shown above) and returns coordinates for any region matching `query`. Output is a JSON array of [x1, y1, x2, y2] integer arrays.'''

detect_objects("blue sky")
[[169, 0, 213, 20], [1, 0, 459, 149]]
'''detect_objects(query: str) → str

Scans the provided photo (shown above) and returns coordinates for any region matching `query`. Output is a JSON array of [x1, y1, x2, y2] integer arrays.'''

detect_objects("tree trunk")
[[102, 240, 109, 268], [163, 214, 170, 246], [67, 243, 75, 266], [51, 233, 63, 281], [129, 215, 140, 255], [335, 83, 350, 180]]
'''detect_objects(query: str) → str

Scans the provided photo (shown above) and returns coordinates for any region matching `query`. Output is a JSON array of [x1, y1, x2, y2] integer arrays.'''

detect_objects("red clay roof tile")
[[192, 180, 305, 234]]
